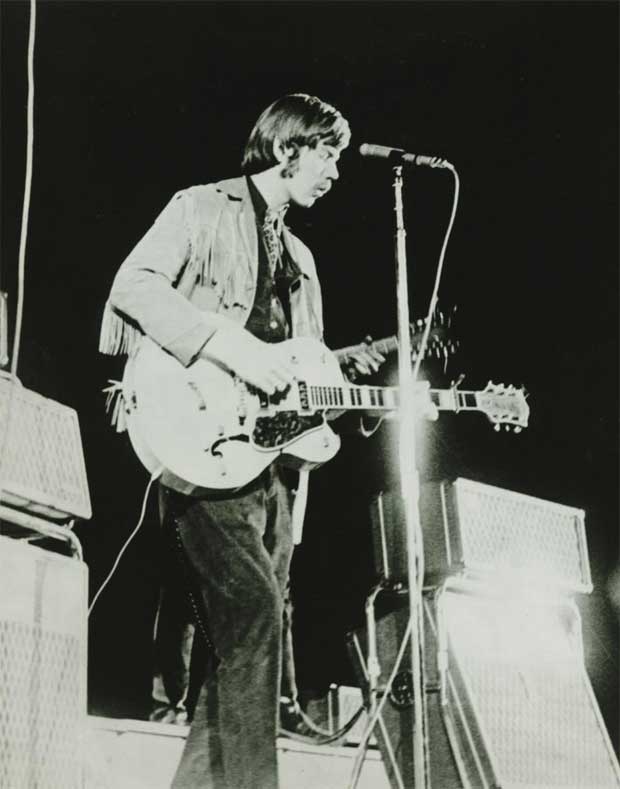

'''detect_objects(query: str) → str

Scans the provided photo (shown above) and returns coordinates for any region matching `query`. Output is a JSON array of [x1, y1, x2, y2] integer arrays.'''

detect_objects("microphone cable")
[[280, 705, 366, 747], [0, 0, 36, 530], [412, 165, 460, 385]]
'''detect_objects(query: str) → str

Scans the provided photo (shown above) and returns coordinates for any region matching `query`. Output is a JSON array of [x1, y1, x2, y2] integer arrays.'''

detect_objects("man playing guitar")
[[100, 94, 385, 789]]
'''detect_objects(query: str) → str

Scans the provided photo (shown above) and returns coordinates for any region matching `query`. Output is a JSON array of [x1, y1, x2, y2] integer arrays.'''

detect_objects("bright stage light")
[[440, 586, 583, 669]]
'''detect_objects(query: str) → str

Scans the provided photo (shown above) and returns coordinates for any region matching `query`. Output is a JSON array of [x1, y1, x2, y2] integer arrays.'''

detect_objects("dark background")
[[1, 0, 618, 750]]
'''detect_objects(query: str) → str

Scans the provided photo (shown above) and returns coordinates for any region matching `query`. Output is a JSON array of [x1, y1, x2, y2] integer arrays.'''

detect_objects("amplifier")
[[371, 478, 592, 593], [0, 535, 89, 788], [348, 588, 620, 789], [0, 376, 91, 522]]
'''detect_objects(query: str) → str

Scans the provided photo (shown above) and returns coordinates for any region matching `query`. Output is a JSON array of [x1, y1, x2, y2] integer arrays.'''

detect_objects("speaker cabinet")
[[370, 480, 592, 592], [0, 536, 88, 788], [349, 587, 620, 789]]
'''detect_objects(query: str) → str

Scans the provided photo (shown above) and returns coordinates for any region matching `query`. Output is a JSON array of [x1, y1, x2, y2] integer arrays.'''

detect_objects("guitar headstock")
[[477, 381, 530, 432], [410, 307, 458, 363]]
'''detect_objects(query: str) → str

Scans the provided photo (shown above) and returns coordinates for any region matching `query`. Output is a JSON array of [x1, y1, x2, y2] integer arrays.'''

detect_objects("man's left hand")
[[343, 336, 386, 379]]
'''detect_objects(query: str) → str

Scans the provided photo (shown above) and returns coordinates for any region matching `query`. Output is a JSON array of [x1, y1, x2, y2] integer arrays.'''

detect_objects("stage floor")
[[87, 715, 390, 789]]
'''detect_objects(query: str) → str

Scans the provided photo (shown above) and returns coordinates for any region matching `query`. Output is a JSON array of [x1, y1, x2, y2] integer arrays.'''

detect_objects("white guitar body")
[[122, 336, 343, 494], [120, 334, 529, 494]]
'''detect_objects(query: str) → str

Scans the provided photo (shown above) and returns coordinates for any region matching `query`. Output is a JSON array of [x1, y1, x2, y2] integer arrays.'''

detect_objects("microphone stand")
[[393, 164, 428, 789]]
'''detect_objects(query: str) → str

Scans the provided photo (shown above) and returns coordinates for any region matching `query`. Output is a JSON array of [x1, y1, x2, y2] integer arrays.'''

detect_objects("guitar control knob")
[[323, 436, 330, 448]]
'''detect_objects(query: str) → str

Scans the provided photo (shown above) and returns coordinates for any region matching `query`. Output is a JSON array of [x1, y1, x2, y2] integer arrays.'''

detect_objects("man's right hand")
[[201, 328, 297, 395]]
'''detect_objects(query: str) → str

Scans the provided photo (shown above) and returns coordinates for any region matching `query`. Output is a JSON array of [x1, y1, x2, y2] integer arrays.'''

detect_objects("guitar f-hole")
[[208, 434, 251, 457]]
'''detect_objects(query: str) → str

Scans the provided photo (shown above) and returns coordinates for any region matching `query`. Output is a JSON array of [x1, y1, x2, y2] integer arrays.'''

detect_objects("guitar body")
[[122, 336, 343, 494]]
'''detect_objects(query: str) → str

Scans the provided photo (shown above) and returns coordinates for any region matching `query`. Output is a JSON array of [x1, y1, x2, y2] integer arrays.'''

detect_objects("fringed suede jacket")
[[100, 176, 324, 362], [99, 176, 325, 540]]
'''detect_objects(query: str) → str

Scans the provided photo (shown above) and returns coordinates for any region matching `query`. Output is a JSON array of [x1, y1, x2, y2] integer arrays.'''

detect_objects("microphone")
[[359, 143, 452, 169]]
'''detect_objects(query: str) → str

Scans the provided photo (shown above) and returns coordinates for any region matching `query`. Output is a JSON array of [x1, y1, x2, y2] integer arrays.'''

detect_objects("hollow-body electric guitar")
[[121, 335, 529, 494]]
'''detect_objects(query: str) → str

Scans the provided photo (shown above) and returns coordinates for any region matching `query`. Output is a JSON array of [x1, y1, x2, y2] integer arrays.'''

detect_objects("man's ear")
[[273, 137, 295, 164]]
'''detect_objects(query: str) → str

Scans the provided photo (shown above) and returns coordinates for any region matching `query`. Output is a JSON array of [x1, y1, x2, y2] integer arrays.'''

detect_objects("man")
[[100, 93, 383, 789]]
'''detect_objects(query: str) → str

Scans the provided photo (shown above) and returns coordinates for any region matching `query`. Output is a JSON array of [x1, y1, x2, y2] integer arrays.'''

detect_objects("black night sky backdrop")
[[2, 0, 618, 751]]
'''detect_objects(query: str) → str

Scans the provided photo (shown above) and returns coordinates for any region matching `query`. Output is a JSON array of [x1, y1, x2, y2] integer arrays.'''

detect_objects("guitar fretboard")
[[300, 383, 481, 413]]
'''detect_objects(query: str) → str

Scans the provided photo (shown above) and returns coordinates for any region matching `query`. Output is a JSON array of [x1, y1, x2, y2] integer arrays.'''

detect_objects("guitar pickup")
[[297, 381, 311, 412]]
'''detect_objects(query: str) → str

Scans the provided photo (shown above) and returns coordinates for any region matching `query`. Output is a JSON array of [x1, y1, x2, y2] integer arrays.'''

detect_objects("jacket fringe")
[[103, 380, 127, 433], [98, 301, 143, 357]]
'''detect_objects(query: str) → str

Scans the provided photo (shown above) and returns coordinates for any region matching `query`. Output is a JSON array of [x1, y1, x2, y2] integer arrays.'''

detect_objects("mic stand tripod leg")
[[366, 584, 383, 709], [348, 583, 406, 789]]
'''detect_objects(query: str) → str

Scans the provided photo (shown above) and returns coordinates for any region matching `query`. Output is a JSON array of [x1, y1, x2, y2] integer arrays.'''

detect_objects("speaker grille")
[[449, 478, 590, 590], [408, 478, 593, 592], [0, 536, 88, 789], [440, 590, 620, 788], [0, 379, 91, 521]]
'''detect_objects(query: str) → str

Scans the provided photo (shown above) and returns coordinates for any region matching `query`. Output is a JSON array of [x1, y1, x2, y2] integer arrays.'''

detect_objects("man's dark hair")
[[241, 93, 351, 174]]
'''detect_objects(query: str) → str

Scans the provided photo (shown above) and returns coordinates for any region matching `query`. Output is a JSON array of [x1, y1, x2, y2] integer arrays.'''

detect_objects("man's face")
[[284, 142, 342, 207]]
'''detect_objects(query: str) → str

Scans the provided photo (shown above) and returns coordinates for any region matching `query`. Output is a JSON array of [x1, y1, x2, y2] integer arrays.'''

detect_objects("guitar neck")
[[302, 382, 481, 414], [335, 336, 398, 362], [429, 388, 483, 413]]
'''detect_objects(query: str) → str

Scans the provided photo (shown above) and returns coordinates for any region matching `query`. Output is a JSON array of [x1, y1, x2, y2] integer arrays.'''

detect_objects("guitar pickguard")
[[252, 411, 325, 450]]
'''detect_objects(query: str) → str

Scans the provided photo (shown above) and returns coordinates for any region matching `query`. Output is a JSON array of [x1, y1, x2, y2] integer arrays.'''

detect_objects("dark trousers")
[[152, 576, 195, 712], [161, 466, 296, 789]]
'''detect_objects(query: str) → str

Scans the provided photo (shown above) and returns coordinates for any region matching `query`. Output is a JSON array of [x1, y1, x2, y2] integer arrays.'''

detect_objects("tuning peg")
[[494, 424, 501, 432], [416, 318, 424, 328], [514, 426, 522, 434]]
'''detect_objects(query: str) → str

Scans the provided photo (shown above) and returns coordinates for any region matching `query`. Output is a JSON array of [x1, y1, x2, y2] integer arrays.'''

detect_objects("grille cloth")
[[443, 592, 620, 788], [452, 479, 590, 591], [0, 537, 88, 788], [0, 380, 91, 521]]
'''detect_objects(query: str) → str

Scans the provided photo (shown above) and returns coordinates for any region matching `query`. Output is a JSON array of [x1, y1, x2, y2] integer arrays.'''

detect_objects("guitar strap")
[[291, 471, 309, 545]]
